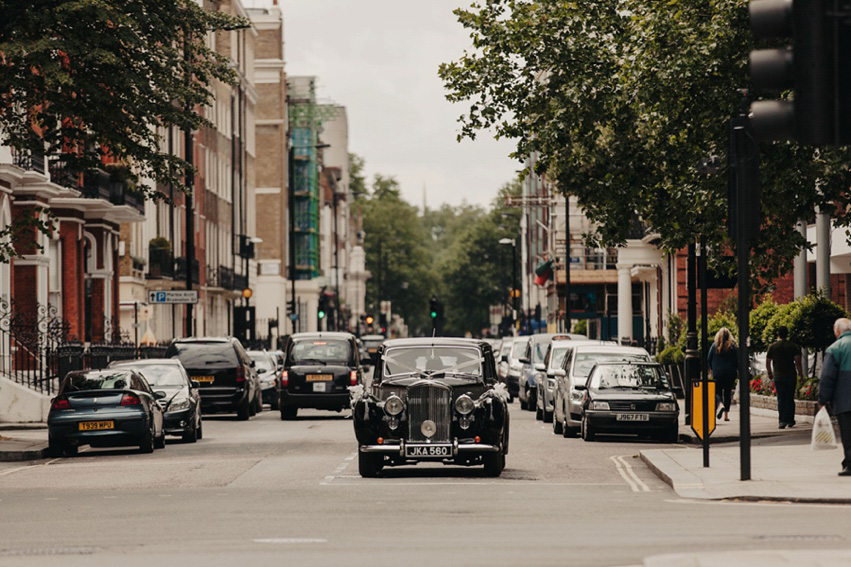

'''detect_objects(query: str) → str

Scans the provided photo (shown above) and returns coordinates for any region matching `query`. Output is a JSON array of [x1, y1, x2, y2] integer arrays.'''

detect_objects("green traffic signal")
[[430, 310, 437, 319], [318, 309, 326, 319]]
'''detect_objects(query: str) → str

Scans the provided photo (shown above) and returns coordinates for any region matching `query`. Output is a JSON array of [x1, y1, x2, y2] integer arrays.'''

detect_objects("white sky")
[[245, 0, 520, 209]]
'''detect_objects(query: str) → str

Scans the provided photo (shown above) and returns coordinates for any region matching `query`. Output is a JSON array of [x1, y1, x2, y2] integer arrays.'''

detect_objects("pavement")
[[641, 403, 851, 503], [0, 423, 48, 461]]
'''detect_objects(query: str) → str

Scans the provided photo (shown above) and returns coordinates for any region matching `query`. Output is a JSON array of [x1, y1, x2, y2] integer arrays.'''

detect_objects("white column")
[[794, 219, 808, 299], [816, 209, 830, 294], [617, 263, 633, 344]]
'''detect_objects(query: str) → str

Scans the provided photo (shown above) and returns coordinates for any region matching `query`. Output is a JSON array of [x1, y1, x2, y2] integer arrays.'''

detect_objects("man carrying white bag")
[[818, 318, 851, 476]]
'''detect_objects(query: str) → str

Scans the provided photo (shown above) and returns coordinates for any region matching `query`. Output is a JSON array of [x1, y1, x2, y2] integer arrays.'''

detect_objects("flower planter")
[[750, 393, 818, 418]]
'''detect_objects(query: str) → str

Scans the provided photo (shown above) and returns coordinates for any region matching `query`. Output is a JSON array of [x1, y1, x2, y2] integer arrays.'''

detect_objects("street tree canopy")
[[0, 0, 245, 260], [439, 0, 850, 285]]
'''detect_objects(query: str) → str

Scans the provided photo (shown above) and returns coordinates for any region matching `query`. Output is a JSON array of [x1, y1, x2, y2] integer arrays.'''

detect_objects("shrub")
[[572, 319, 587, 335], [657, 345, 684, 365], [762, 301, 798, 349], [666, 311, 684, 345], [707, 309, 738, 343], [750, 296, 779, 352], [787, 291, 848, 353]]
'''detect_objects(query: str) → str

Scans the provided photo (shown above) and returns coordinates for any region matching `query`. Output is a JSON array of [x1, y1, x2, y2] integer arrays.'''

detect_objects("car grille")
[[407, 382, 451, 442], [608, 401, 657, 411]]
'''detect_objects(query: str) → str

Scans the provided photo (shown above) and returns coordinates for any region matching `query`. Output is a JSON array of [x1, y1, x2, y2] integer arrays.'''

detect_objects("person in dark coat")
[[766, 326, 803, 429], [708, 327, 738, 422], [819, 318, 851, 476]]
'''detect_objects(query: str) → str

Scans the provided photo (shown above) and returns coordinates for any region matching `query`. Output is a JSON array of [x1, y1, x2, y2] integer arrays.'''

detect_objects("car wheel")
[[483, 449, 505, 477], [255, 394, 263, 414], [139, 429, 155, 453], [543, 408, 553, 423], [528, 389, 537, 412], [248, 396, 257, 417], [63, 444, 79, 457], [183, 422, 198, 443], [519, 396, 527, 410], [154, 429, 166, 449], [552, 412, 563, 435], [270, 393, 280, 411], [237, 398, 251, 421], [280, 406, 298, 420], [581, 416, 596, 442], [535, 406, 543, 421], [48, 438, 64, 458], [358, 450, 381, 478], [196, 419, 203, 440]]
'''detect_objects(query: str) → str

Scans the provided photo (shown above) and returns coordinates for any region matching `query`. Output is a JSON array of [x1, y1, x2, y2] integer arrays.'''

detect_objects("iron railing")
[[11, 149, 45, 174], [148, 246, 175, 279]]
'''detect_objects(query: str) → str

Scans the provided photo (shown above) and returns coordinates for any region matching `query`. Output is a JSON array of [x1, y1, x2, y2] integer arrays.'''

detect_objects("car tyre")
[[280, 406, 298, 420], [237, 398, 251, 421], [270, 393, 280, 411], [154, 429, 166, 449], [535, 406, 543, 421], [527, 389, 537, 412], [197, 419, 203, 440], [139, 429, 155, 453], [581, 416, 596, 442], [483, 449, 505, 477], [519, 397, 528, 411], [183, 422, 198, 443], [63, 444, 79, 457], [358, 450, 381, 478], [552, 413, 563, 435]]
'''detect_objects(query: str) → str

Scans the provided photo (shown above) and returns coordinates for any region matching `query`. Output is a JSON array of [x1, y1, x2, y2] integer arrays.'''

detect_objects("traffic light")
[[365, 314, 375, 325], [429, 296, 438, 319], [749, 0, 851, 144], [317, 306, 326, 320]]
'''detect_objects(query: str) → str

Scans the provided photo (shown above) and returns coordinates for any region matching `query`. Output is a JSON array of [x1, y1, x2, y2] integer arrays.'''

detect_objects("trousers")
[[715, 373, 735, 412], [775, 377, 797, 425], [838, 412, 851, 470]]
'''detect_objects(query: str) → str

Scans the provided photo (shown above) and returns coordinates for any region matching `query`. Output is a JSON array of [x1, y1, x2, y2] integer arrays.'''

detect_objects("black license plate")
[[405, 444, 452, 458]]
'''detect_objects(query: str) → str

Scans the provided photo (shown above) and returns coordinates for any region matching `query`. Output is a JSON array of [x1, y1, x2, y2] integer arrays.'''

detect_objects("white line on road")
[[611, 455, 650, 492], [344, 452, 356, 461]]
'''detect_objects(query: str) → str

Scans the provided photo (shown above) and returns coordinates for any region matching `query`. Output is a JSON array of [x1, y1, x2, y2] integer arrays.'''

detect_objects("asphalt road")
[[0, 402, 849, 566]]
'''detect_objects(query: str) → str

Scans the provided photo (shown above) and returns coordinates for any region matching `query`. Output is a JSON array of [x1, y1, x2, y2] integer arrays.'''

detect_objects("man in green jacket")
[[819, 318, 851, 477]]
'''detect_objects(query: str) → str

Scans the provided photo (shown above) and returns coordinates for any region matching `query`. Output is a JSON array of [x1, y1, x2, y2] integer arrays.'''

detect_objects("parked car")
[[48, 368, 166, 456], [279, 332, 362, 420], [553, 344, 652, 437], [577, 361, 679, 442], [519, 333, 578, 412], [248, 350, 281, 410], [352, 337, 509, 477], [361, 334, 385, 366], [505, 336, 529, 400], [109, 358, 202, 443], [496, 337, 514, 390], [165, 337, 261, 420], [536, 339, 592, 422]]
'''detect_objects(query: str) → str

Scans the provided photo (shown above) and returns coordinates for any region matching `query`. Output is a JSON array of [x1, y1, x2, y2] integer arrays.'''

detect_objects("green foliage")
[[572, 319, 588, 336], [666, 312, 684, 346], [439, 0, 851, 289], [349, 153, 367, 200], [761, 301, 798, 350], [0, 0, 245, 260], [149, 237, 172, 251], [657, 345, 684, 366], [707, 310, 738, 343], [786, 292, 848, 352], [749, 296, 780, 352]]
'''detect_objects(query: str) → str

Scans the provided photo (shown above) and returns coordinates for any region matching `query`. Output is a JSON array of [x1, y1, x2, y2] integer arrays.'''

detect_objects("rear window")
[[61, 371, 134, 392], [167, 342, 239, 369], [249, 352, 276, 373], [289, 339, 351, 365], [511, 339, 529, 358], [134, 365, 186, 387]]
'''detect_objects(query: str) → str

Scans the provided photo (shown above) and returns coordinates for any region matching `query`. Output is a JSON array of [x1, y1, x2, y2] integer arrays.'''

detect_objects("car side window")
[[543, 345, 552, 367], [562, 349, 574, 372]]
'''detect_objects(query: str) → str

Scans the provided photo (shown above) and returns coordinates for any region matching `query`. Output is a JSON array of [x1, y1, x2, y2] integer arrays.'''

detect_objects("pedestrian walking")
[[766, 326, 803, 429], [708, 327, 737, 422], [818, 318, 851, 477]]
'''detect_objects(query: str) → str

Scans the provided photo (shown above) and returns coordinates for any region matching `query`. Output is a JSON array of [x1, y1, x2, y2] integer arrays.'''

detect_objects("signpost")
[[690, 380, 717, 441], [148, 290, 198, 305]]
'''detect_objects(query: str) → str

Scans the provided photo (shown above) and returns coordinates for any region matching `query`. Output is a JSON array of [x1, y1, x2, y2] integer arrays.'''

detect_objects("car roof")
[[291, 332, 355, 340], [550, 339, 614, 348], [571, 344, 651, 355], [382, 337, 489, 349], [109, 358, 183, 367], [592, 360, 661, 366], [172, 336, 233, 343], [361, 334, 385, 340]]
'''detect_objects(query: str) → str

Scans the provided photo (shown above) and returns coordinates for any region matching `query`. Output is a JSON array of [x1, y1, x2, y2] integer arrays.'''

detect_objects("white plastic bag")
[[812, 406, 838, 451]]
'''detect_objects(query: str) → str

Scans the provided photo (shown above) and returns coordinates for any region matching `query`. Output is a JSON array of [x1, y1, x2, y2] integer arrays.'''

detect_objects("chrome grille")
[[608, 401, 657, 411], [407, 382, 451, 442]]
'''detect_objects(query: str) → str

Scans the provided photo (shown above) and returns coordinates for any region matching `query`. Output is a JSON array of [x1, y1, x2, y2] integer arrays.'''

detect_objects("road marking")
[[344, 452, 356, 461], [254, 538, 327, 544], [611, 455, 650, 493]]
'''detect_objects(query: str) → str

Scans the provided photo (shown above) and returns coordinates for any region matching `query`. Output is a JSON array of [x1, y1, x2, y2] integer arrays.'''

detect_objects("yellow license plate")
[[306, 374, 332, 382], [79, 421, 114, 431], [194, 375, 215, 383]]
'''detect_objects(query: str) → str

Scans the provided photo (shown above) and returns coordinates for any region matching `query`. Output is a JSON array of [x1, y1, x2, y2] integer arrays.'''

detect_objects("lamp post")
[[499, 238, 517, 333]]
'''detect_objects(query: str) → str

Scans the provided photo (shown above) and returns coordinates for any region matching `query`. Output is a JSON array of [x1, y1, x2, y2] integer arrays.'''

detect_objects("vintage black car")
[[578, 361, 679, 443], [352, 337, 510, 478]]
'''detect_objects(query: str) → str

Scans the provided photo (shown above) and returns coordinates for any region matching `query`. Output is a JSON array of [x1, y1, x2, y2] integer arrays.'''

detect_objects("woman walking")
[[708, 327, 738, 421]]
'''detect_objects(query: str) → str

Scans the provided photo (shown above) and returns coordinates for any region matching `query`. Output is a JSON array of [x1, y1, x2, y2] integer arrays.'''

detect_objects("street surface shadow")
[[376, 466, 526, 480]]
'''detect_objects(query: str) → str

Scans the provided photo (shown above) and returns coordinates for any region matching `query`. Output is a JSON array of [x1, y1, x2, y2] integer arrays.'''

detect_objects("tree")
[[439, 0, 850, 286], [0, 0, 245, 260], [750, 296, 780, 353]]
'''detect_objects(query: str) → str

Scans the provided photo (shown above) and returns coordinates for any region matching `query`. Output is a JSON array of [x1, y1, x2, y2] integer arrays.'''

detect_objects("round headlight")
[[455, 394, 475, 415], [421, 420, 437, 438], [384, 395, 404, 416]]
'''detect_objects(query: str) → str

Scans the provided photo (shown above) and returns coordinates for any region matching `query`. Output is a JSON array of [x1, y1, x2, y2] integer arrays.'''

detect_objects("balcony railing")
[[175, 257, 200, 285], [49, 155, 145, 215], [11, 149, 45, 174], [233, 272, 247, 291], [147, 246, 174, 279], [218, 266, 234, 290]]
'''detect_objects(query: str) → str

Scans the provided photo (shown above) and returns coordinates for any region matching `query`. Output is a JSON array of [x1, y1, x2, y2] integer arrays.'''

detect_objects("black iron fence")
[[0, 300, 169, 396]]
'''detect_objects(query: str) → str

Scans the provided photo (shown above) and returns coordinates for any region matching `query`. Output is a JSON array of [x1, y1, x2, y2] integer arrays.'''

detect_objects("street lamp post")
[[499, 238, 517, 333]]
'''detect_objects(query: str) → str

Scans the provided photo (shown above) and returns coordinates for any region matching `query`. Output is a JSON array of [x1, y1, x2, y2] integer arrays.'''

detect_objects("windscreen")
[[62, 371, 134, 392], [166, 342, 238, 369], [590, 365, 669, 390], [571, 352, 649, 379], [290, 339, 351, 365], [550, 347, 569, 369], [134, 365, 185, 387], [249, 352, 275, 373], [382, 346, 482, 379], [511, 339, 529, 358]]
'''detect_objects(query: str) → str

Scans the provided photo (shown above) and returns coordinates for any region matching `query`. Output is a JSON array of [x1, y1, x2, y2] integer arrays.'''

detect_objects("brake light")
[[51, 398, 70, 410], [120, 393, 141, 406], [281, 371, 288, 388], [236, 365, 245, 383], [350, 371, 358, 386]]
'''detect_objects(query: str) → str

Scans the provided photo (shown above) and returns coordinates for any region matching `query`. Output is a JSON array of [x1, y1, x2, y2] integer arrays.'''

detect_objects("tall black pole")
[[512, 242, 518, 332], [288, 137, 297, 334], [699, 236, 710, 467], [684, 242, 697, 426], [184, 37, 194, 338], [564, 194, 571, 333], [333, 192, 340, 332]]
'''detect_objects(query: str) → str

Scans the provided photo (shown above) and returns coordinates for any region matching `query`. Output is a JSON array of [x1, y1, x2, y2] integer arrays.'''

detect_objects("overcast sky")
[[246, 0, 520, 210]]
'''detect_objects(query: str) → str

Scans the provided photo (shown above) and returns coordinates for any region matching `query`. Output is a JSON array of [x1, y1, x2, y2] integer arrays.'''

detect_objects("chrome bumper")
[[361, 438, 501, 456]]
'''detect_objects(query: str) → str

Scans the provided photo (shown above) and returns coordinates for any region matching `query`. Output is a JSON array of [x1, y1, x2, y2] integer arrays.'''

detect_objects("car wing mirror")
[[154, 390, 168, 400], [500, 355, 508, 363], [534, 363, 546, 372], [573, 384, 587, 391], [551, 369, 566, 378]]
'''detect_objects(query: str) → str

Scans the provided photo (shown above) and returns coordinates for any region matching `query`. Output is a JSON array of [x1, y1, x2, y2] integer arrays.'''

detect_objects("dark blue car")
[[48, 369, 166, 456]]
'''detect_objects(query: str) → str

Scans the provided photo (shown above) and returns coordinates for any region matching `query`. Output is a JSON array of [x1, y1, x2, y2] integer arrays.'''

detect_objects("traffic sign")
[[148, 290, 198, 304], [690, 381, 717, 440]]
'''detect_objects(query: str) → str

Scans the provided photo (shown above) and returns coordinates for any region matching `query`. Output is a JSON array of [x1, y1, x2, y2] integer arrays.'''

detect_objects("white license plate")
[[616, 413, 649, 421], [405, 445, 452, 458], [313, 382, 328, 393]]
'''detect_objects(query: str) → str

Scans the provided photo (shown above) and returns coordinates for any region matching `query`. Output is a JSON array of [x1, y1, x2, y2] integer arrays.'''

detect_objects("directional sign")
[[690, 381, 717, 441], [148, 290, 198, 304]]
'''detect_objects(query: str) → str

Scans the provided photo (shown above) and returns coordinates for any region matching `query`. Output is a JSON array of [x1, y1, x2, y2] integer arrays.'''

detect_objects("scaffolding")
[[287, 78, 339, 280]]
